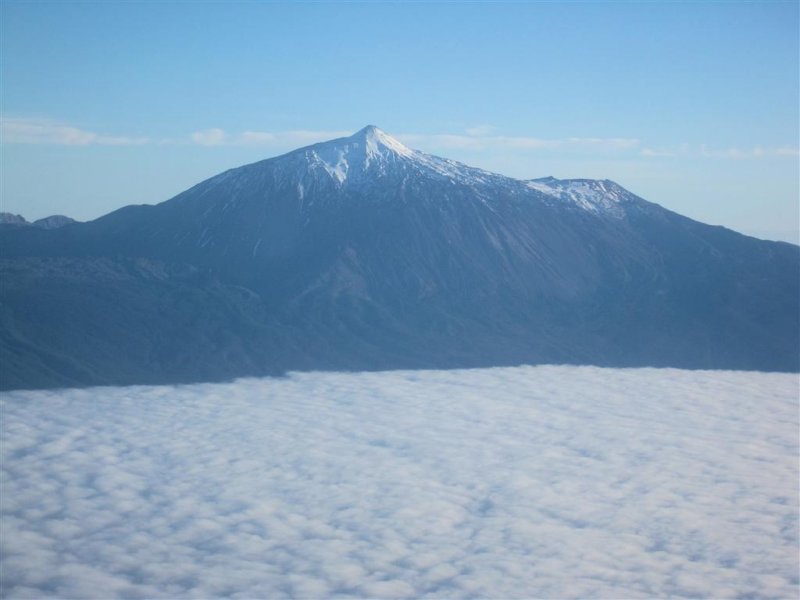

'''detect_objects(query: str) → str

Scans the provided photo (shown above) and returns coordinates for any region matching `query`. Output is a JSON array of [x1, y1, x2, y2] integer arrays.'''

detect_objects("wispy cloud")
[[188, 127, 640, 154], [188, 128, 350, 147], [464, 124, 496, 136], [190, 127, 228, 146], [1, 117, 149, 146], [4, 116, 797, 160], [398, 132, 641, 153], [640, 143, 800, 159]]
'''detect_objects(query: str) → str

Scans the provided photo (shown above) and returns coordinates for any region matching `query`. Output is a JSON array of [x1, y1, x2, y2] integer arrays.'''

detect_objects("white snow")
[[2, 365, 797, 599], [301, 126, 408, 184], [526, 177, 630, 216], [265, 125, 507, 188], [362, 125, 415, 163], [188, 127, 637, 218]]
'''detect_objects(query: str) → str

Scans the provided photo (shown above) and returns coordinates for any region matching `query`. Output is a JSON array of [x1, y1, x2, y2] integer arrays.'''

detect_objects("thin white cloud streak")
[[411, 133, 797, 158], [190, 127, 228, 146], [1, 117, 149, 146], [189, 128, 350, 147], [463, 124, 496, 136], [1, 366, 797, 599], [398, 132, 642, 152], [3, 117, 797, 159], [641, 144, 800, 159]]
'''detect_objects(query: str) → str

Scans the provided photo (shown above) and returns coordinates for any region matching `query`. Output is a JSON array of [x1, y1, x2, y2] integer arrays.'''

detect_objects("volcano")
[[1, 126, 797, 390]]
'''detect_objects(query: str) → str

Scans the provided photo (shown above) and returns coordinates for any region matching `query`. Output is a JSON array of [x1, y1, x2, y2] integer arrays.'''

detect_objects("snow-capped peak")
[[200, 128, 641, 218], [204, 125, 478, 193], [353, 125, 415, 159], [289, 125, 416, 184], [262, 125, 496, 187]]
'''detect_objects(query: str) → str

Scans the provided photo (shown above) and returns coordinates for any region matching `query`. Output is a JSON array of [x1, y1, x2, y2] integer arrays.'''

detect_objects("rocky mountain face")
[[1, 126, 798, 390]]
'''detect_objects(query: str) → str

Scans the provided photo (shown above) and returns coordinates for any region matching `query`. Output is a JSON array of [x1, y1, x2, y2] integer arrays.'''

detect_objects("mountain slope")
[[1, 126, 797, 389]]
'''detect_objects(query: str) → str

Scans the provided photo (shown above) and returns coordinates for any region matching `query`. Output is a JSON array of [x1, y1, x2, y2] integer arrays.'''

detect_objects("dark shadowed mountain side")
[[1, 126, 798, 390]]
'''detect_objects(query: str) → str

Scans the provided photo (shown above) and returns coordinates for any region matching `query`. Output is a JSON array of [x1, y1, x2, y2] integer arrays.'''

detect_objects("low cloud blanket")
[[1, 366, 798, 598]]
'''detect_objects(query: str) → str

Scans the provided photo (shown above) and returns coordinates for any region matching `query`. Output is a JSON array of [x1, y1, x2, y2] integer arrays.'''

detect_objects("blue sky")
[[1, 1, 798, 242]]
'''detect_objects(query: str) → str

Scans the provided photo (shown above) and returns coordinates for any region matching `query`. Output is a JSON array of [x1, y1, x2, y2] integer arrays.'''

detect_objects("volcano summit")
[[1, 126, 797, 389]]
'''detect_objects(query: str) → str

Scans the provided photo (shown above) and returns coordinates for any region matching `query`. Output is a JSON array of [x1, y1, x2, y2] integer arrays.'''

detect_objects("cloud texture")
[[0, 117, 149, 146], [1, 366, 798, 598], [4, 117, 797, 160]]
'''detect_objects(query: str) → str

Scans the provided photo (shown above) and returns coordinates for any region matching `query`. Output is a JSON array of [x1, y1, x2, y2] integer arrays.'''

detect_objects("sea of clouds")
[[1, 366, 798, 599]]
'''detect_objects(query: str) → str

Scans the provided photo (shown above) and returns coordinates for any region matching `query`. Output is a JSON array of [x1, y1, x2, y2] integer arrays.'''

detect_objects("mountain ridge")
[[0, 213, 77, 230], [1, 126, 797, 390]]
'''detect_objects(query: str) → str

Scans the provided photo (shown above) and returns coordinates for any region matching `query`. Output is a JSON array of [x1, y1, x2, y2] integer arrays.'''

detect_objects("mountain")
[[32, 215, 77, 229], [1, 126, 798, 390], [0, 213, 29, 227], [0, 212, 76, 229]]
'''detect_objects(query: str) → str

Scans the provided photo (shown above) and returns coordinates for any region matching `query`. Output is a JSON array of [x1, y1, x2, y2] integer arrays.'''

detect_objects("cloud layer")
[[1, 366, 798, 599]]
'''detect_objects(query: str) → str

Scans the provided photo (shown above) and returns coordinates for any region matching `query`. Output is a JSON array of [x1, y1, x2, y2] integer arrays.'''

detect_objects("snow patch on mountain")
[[292, 125, 503, 187], [362, 124, 415, 163], [526, 177, 631, 217]]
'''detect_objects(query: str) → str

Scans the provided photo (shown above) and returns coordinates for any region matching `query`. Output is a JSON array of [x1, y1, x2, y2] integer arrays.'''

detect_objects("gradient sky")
[[1, 1, 798, 242]]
